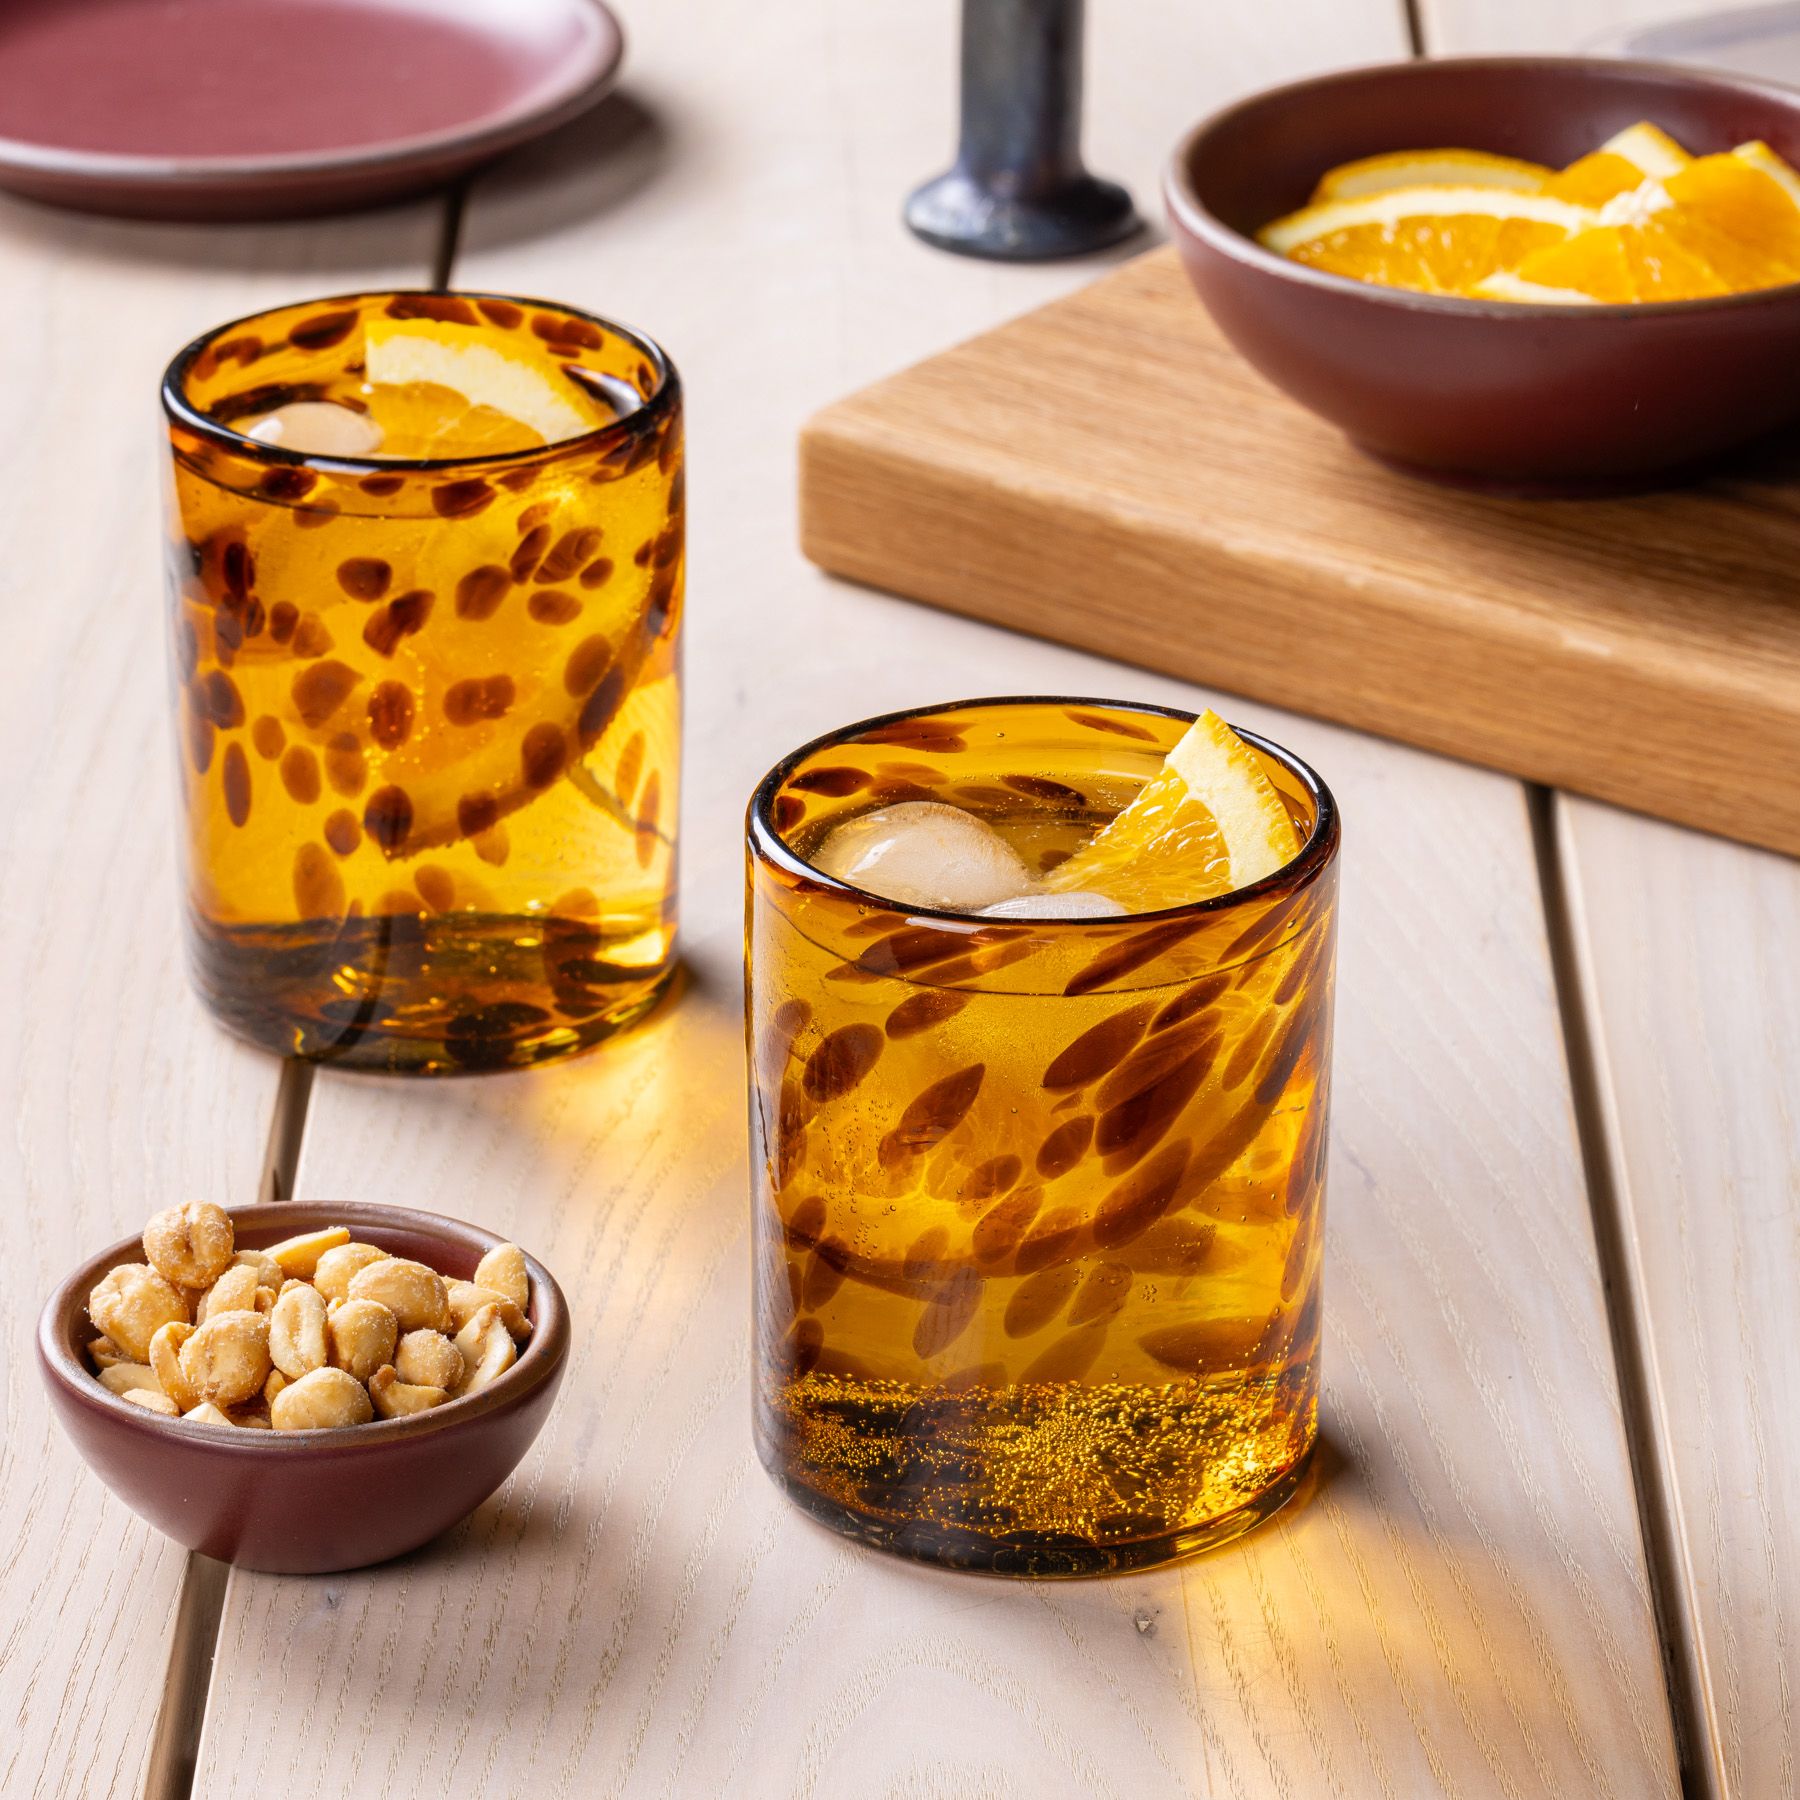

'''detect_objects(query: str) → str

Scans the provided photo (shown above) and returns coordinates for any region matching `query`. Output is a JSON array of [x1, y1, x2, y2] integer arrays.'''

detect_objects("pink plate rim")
[[0, 0, 624, 191]]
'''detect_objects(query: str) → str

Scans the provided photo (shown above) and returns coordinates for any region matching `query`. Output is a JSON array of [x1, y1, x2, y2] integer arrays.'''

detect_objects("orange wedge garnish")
[[362, 319, 609, 457], [1044, 711, 1301, 912]]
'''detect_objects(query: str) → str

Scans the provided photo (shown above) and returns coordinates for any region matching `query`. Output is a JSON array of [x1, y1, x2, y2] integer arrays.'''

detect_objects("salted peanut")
[[195, 1262, 263, 1324], [269, 1283, 329, 1378], [97, 1362, 160, 1397], [453, 1304, 516, 1397], [473, 1243, 529, 1311], [394, 1329, 463, 1391], [90, 1264, 188, 1361], [313, 1241, 389, 1304], [368, 1365, 449, 1418], [272, 1367, 373, 1431], [182, 1402, 234, 1427], [123, 1389, 178, 1416], [143, 1201, 234, 1290], [265, 1225, 350, 1280], [149, 1321, 198, 1412], [446, 1280, 532, 1343], [263, 1369, 289, 1405], [232, 1249, 285, 1292], [278, 1277, 309, 1297], [180, 1311, 272, 1408], [229, 1407, 272, 1429], [87, 1336, 128, 1370], [347, 1258, 449, 1333], [328, 1296, 397, 1382]]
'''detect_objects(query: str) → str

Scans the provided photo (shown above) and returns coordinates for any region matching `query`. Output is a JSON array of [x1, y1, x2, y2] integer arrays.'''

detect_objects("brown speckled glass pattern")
[[745, 699, 1339, 1575], [162, 293, 682, 1072]]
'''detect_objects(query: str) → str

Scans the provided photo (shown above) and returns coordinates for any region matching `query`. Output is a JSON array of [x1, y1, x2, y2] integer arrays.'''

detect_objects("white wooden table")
[[3, 3, 1793, 1796]]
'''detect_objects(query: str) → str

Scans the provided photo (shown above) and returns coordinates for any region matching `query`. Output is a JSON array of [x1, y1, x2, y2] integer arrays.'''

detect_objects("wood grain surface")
[[1422, 6, 1800, 1795], [0, 199, 441, 1798], [1558, 802, 1800, 1800], [799, 246, 1800, 860], [184, 0, 1683, 1793]]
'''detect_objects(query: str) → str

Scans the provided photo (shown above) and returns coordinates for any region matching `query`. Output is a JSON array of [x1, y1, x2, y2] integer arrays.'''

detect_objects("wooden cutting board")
[[799, 246, 1800, 859]]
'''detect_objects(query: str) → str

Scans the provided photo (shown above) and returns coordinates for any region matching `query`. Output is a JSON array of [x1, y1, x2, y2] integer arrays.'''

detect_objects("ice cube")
[[242, 401, 385, 458], [811, 801, 1038, 912], [978, 890, 1120, 920]]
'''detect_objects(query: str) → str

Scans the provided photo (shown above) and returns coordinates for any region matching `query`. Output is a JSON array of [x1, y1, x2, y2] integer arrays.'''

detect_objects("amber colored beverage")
[[161, 294, 682, 1071], [745, 700, 1339, 1574]]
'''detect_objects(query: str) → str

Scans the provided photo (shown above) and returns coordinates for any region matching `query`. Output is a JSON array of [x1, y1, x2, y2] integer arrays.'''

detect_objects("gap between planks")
[[139, 1057, 314, 1800], [140, 173, 463, 1798], [1527, 785, 1714, 1800], [1399, 0, 1427, 55]]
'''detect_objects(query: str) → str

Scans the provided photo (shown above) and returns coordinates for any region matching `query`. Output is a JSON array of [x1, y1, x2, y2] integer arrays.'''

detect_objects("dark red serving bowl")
[[1165, 57, 1800, 485], [38, 1201, 568, 1573]]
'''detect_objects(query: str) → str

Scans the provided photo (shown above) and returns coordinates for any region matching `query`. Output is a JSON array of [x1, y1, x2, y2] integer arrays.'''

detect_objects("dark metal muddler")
[[905, 0, 1139, 260]]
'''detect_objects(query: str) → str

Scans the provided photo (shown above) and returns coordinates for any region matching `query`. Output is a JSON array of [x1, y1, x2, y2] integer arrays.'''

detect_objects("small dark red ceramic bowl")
[[1166, 57, 1800, 485], [38, 1201, 568, 1573]]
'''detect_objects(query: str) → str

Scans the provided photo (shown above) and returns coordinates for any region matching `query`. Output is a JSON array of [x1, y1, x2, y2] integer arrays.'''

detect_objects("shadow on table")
[[0, 89, 671, 275], [400, 1472, 606, 1579], [460, 89, 672, 254]]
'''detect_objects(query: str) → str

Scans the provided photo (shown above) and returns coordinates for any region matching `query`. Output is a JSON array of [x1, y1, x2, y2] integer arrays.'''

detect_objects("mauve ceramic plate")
[[0, 0, 625, 221]]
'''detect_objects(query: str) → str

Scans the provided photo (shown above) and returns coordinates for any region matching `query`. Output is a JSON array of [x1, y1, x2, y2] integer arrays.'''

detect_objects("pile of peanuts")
[[85, 1202, 532, 1431]]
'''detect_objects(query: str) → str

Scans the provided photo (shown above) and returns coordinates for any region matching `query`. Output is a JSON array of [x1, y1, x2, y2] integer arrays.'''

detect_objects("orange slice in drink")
[[280, 318, 669, 859], [362, 319, 606, 457], [1258, 187, 1596, 295], [1045, 711, 1301, 912]]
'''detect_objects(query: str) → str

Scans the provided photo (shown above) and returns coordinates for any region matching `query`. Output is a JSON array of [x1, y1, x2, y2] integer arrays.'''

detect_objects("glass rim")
[[746, 694, 1341, 931], [159, 289, 680, 476]]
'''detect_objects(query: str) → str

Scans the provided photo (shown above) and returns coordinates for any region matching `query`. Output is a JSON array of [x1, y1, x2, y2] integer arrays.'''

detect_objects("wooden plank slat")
[[1420, 3, 1798, 1791], [0, 198, 440, 1800], [798, 246, 1800, 861], [192, 0, 1678, 1792], [1558, 802, 1800, 1800]]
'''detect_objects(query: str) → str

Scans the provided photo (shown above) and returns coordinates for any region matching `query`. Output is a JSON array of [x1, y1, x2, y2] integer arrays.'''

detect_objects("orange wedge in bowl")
[[1734, 138, 1800, 208], [1474, 149, 1800, 302], [1474, 220, 1729, 303], [1258, 187, 1597, 295], [1660, 151, 1800, 280], [1045, 711, 1301, 912], [1310, 147, 1551, 201], [1541, 121, 1693, 203]]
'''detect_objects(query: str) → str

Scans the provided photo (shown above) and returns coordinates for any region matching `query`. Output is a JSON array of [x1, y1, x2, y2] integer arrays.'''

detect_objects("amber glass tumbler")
[[162, 293, 682, 1072], [746, 698, 1339, 1574]]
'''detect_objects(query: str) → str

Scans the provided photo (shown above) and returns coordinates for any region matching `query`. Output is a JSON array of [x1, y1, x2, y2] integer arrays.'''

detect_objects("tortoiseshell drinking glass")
[[161, 293, 682, 1072], [746, 698, 1339, 1574]]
